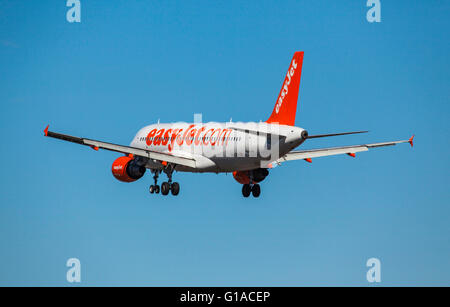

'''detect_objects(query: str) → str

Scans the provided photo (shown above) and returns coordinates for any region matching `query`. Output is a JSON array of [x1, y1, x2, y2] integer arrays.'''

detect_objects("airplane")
[[43, 51, 414, 198]]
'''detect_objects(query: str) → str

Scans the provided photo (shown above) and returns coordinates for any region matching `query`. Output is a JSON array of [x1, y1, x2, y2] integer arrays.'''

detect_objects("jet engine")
[[233, 168, 269, 184], [111, 155, 146, 182]]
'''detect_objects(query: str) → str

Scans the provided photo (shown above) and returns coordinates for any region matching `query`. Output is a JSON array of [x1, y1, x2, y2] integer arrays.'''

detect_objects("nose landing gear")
[[149, 170, 160, 194]]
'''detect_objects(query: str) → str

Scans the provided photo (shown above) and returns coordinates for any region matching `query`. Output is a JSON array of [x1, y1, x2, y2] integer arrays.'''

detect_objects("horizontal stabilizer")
[[307, 131, 368, 139]]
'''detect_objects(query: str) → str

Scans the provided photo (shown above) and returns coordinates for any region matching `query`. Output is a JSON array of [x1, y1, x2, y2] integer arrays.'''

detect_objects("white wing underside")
[[44, 127, 197, 168], [276, 139, 413, 164], [83, 139, 197, 168]]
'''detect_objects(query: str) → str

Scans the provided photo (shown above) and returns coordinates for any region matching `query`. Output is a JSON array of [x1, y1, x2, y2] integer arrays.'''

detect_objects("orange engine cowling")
[[111, 155, 146, 182], [233, 168, 269, 184]]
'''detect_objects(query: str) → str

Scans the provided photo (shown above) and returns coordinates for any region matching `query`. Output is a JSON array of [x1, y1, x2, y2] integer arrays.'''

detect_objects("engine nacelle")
[[233, 168, 269, 184], [111, 155, 146, 182]]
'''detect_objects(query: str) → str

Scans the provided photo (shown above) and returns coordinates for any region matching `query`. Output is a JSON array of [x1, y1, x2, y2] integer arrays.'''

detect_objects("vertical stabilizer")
[[266, 51, 304, 126]]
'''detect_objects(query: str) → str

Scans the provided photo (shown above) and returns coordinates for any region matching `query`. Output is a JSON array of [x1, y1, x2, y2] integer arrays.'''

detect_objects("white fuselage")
[[130, 122, 307, 173]]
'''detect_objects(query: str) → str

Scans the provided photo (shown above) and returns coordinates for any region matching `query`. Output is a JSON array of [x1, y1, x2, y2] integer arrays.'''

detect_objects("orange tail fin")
[[266, 51, 304, 126]]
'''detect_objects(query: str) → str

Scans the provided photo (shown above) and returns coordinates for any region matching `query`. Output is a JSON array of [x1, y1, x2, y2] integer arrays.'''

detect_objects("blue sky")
[[0, 0, 448, 286]]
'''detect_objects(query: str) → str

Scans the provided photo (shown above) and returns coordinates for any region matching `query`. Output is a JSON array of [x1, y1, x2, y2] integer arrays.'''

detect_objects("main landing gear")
[[149, 166, 180, 196], [242, 183, 261, 198], [241, 170, 261, 198]]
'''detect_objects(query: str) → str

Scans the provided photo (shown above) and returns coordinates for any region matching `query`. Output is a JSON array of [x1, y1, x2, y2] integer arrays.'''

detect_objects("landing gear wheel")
[[161, 182, 170, 196], [251, 184, 261, 198], [149, 185, 160, 194], [242, 184, 251, 197], [171, 182, 180, 196], [150, 170, 160, 194]]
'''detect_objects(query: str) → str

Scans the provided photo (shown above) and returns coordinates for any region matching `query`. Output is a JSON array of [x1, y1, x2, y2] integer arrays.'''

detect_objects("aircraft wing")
[[43, 125, 197, 168], [275, 136, 414, 164]]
